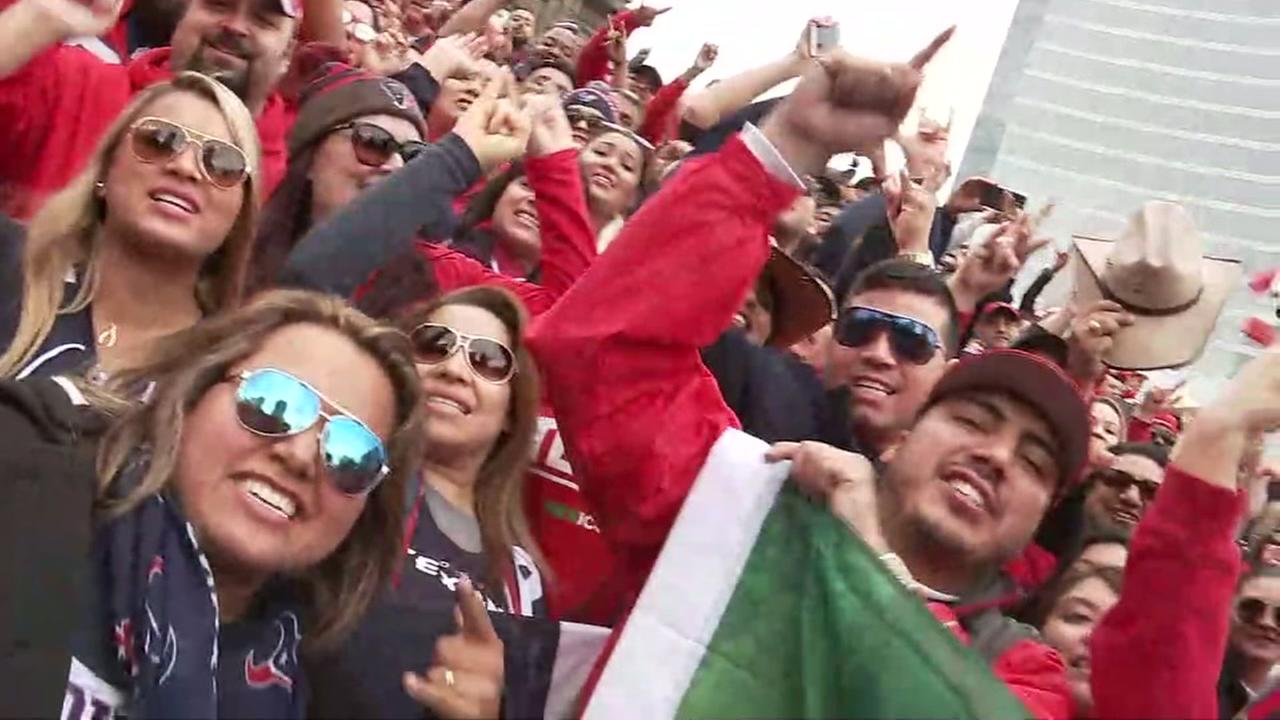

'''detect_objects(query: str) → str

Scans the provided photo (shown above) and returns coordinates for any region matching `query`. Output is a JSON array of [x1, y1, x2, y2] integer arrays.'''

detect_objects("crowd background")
[[0, 0, 1277, 718]]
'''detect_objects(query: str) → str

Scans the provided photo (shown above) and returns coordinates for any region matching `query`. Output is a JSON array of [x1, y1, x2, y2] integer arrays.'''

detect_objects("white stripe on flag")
[[583, 429, 788, 720], [546, 622, 611, 719]]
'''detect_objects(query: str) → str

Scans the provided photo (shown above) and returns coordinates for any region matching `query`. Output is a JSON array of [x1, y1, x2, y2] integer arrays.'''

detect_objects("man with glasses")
[[1080, 442, 1169, 538]]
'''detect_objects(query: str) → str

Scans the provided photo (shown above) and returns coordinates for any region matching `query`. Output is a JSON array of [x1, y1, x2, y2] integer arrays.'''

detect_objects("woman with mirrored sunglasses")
[[0, 289, 423, 719], [306, 286, 548, 718], [0, 73, 260, 382]]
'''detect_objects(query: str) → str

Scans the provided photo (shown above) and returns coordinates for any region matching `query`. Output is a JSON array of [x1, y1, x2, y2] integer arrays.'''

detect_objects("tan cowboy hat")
[[1072, 201, 1242, 371], [761, 246, 836, 348]]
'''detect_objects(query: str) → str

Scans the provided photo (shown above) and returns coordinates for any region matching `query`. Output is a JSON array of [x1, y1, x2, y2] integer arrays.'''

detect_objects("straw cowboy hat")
[[1072, 201, 1242, 370]]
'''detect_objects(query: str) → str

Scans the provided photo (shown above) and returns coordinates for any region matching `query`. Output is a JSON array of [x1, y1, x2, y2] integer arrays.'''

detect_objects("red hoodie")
[[0, 45, 288, 219], [527, 133, 1073, 718]]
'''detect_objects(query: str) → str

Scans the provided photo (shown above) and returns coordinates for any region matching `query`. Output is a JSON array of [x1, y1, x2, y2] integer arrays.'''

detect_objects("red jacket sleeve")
[[1126, 415, 1155, 443], [639, 77, 688, 145], [575, 9, 641, 87], [0, 45, 128, 217], [416, 241, 559, 316], [526, 134, 800, 604], [523, 148, 596, 298], [992, 640, 1073, 720], [1089, 464, 1244, 719]]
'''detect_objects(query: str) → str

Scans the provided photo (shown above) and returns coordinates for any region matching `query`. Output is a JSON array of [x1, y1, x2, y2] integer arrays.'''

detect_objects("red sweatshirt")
[[637, 77, 688, 145], [1089, 463, 1243, 719], [0, 45, 289, 219], [527, 133, 1072, 718], [575, 8, 688, 146]]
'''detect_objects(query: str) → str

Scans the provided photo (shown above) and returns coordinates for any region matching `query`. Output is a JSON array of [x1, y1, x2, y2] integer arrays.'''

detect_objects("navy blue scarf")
[[74, 456, 308, 718]]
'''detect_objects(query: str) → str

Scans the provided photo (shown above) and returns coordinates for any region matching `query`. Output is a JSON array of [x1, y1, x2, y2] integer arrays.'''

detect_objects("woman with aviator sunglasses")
[[306, 286, 546, 718], [0, 72, 258, 381], [0, 289, 423, 718], [1220, 566, 1280, 718]]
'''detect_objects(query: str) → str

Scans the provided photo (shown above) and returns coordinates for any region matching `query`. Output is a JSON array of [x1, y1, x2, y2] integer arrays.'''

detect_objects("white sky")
[[628, 0, 1021, 179]]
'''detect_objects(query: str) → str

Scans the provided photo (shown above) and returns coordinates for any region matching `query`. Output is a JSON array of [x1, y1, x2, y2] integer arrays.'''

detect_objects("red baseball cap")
[[979, 301, 1021, 321], [924, 349, 1090, 492]]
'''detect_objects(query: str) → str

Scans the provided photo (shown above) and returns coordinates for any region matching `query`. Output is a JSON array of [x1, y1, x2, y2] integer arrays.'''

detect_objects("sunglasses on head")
[[1237, 597, 1280, 627], [231, 368, 390, 495], [410, 323, 516, 384], [834, 306, 942, 365], [565, 105, 606, 128], [128, 117, 249, 189], [334, 122, 428, 168], [1092, 469, 1160, 503], [341, 9, 377, 42]]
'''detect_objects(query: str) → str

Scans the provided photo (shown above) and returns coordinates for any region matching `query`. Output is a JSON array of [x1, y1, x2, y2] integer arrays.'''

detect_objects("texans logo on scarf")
[[246, 613, 302, 691]]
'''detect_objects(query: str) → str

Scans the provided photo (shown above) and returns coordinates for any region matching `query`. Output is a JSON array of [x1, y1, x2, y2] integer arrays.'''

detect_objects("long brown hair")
[[0, 72, 261, 377], [399, 286, 547, 591], [88, 289, 422, 649], [1023, 562, 1124, 631]]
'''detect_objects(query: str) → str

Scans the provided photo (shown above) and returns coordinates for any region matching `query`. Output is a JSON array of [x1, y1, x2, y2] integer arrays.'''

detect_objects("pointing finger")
[[908, 25, 955, 70], [456, 578, 498, 642]]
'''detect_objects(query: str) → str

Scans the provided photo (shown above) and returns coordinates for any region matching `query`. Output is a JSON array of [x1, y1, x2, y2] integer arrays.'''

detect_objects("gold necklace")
[[96, 322, 119, 348]]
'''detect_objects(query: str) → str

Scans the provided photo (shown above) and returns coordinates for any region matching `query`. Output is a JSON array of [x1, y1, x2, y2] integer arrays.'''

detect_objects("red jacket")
[[576, 9, 688, 146], [419, 147, 595, 313], [527, 133, 1072, 718], [0, 45, 289, 218], [1089, 463, 1243, 719], [637, 77, 688, 145]]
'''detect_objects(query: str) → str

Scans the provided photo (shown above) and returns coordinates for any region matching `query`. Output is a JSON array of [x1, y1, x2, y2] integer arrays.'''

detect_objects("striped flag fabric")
[[584, 430, 1029, 719]]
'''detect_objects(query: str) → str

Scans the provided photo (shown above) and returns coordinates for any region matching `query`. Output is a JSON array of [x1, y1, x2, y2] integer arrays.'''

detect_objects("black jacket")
[[0, 377, 105, 718]]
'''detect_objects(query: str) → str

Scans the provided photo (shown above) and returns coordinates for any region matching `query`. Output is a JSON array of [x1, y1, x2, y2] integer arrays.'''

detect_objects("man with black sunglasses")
[[1079, 442, 1168, 539]]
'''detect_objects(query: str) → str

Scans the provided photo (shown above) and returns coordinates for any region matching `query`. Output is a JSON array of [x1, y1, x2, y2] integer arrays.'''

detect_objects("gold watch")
[[897, 251, 935, 268]]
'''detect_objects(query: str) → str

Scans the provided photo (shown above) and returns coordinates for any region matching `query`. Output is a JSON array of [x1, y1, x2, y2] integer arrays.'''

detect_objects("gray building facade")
[[958, 0, 1279, 401]]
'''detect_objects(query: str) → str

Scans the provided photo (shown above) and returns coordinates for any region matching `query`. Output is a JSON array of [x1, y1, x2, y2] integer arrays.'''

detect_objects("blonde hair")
[[88, 289, 422, 649], [399, 287, 548, 590], [0, 72, 262, 378]]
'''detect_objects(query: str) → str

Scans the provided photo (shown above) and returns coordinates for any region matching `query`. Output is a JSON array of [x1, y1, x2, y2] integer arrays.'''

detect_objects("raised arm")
[[522, 99, 596, 298], [436, 0, 503, 39], [281, 81, 530, 295], [528, 36, 949, 603], [679, 21, 812, 131], [1089, 352, 1279, 719], [0, 0, 119, 77]]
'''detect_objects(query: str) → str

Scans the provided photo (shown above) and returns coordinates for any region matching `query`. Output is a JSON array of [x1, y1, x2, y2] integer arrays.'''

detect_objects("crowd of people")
[[0, 0, 1275, 717]]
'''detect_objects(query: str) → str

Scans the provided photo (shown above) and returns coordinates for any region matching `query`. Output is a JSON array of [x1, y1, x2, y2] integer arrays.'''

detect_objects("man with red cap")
[[971, 300, 1025, 352], [0, 0, 301, 217]]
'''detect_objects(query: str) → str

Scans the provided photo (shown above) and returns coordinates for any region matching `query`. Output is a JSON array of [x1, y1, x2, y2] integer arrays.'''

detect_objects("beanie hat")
[[564, 83, 619, 124], [287, 62, 427, 156]]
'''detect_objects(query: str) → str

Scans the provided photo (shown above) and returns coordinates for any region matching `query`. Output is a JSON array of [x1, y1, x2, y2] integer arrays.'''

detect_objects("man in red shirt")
[[0, 0, 300, 217]]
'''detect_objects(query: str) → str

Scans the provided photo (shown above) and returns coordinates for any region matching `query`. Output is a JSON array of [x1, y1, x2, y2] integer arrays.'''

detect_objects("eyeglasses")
[[565, 105, 606, 130], [1237, 597, 1280, 627], [230, 368, 390, 495], [410, 323, 516, 384], [341, 8, 377, 42], [333, 122, 428, 168], [128, 117, 249, 189], [834, 306, 942, 365], [1092, 469, 1161, 503]]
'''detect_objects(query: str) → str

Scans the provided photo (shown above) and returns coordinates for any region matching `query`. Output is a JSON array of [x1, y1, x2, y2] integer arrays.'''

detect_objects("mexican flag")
[[583, 430, 1029, 719]]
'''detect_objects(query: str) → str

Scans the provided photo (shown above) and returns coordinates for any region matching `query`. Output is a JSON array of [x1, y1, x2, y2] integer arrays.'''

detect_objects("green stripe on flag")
[[675, 486, 1028, 719]]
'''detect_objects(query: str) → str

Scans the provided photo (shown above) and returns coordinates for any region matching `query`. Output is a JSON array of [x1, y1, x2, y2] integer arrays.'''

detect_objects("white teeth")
[[950, 479, 985, 510], [152, 192, 196, 213], [244, 478, 296, 519], [590, 173, 614, 188], [852, 379, 892, 395], [426, 397, 468, 414]]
